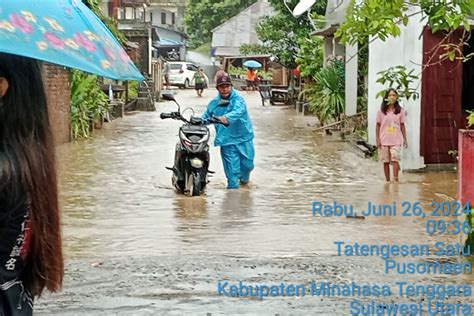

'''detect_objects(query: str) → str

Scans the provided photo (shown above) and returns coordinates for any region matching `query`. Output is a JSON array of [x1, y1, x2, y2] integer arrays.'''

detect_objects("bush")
[[70, 70, 109, 139], [467, 111, 474, 127], [307, 59, 345, 125]]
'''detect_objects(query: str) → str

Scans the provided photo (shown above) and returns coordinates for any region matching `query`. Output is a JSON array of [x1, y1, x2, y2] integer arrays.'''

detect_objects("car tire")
[[184, 79, 190, 89]]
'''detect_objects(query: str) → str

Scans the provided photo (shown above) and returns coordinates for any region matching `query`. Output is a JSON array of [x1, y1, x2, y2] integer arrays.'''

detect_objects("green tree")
[[256, 0, 327, 68], [336, 0, 474, 60], [295, 36, 324, 78], [184, 0, 258, 48], [83, 0, 127, 44], [335, 0, 474, 103]]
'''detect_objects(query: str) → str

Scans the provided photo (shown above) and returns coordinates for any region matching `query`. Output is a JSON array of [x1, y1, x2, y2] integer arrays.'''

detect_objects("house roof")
[[211, 0, 272, 33], [153, 38, 183, 48], [214, 47, 241, 57], [152, 25, 188, 39]]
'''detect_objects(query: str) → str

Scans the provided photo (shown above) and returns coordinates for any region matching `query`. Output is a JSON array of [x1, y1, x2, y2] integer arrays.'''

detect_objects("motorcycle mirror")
[[218, 100, 230, 107], [162, 93, 175, 101]]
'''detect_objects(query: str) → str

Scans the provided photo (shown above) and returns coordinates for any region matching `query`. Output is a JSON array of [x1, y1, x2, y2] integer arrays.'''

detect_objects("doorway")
[[421, 29, 464, 164]]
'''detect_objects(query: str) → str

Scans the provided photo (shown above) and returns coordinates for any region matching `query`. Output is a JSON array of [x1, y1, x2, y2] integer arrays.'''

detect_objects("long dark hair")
[[0, 53, 63, 295], [380, 88, 402, 115]]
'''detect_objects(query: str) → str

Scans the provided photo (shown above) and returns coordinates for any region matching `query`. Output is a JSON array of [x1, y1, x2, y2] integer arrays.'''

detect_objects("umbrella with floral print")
[[0, 0, 144, 81]]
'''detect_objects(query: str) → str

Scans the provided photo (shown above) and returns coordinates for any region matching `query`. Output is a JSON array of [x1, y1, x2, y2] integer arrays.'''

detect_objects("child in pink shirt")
[[376, 89, 408, 182]]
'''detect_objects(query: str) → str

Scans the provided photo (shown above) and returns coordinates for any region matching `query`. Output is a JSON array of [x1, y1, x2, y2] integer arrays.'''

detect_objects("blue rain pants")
[[220, 140, 255, 189]]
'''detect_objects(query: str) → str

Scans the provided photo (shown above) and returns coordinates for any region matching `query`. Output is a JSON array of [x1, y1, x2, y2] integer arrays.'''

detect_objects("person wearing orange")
[[246, 68, 257, 93]]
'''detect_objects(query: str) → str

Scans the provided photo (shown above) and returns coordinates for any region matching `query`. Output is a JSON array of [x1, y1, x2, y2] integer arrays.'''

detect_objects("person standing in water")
[[201, 76, 255, 189], [376, 88, 408, 182]]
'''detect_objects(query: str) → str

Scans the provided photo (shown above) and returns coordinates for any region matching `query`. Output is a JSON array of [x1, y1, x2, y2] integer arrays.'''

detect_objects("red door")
[[421, 29, 464, 164]]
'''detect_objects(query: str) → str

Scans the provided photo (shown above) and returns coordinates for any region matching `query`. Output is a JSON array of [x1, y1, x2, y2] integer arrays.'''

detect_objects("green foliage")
[[227, 65, 247, 79], [184, 0, 258, 48], [376, 66, 420, 101], [128, 81, 139, 100], [307, 60, 345, 125], [256, 0, 326, 68], [295, 36, 324, 78], [465, 208, 473, 253], [70, 70, 109, 139], [337, 0, 474, 45], [468, 111, 474, 127], [336, 0, 474, 61], [227, 64, 273, 80], [240, 44, 269, 56]]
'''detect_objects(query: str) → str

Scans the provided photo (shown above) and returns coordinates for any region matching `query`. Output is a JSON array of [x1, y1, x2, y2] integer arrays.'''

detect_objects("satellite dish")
[[292, 0, 316, 18]]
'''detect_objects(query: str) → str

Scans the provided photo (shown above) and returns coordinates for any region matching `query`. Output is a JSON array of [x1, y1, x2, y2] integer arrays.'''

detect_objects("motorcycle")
[[160, 93, 229, 196], [166, 50, 180, 61]]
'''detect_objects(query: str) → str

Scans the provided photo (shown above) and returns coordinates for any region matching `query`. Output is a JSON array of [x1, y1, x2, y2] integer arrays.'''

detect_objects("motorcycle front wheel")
[[185, 172, 201, 196]]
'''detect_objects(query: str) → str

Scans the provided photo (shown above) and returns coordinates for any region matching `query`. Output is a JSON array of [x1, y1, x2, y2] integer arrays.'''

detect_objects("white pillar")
[[345, 43, 358, 116], [148, 27, 152, 76]]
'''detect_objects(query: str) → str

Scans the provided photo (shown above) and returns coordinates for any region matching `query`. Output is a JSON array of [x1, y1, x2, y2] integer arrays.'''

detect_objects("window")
[[161, 12, 166, 25], [172, 13, 176, 25], [125, 7, 134, 20], [136, 7, 144, 21], [187, 64, 198, 71], [169, 64, 182, 70], [149, 12, 153, 23]]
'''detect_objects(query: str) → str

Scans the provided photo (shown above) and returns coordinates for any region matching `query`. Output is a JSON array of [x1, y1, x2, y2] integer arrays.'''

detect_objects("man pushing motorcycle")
[[201, 76, 255, 189]]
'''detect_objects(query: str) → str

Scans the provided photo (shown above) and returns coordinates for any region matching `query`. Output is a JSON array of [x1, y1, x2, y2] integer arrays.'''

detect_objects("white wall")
[[368, 11, 425, 170], [345, 43, 358, 116]]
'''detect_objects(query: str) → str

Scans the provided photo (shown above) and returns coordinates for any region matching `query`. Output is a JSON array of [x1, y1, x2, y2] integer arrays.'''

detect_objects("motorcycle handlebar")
[[208, 117, 229, 127], [160, 112, 172, 119], [161, 113, 228, 127], [160, 112, 182, 120]]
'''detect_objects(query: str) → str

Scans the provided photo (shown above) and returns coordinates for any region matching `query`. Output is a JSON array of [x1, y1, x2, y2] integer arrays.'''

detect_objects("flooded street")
[[36, 89, 472, 315]]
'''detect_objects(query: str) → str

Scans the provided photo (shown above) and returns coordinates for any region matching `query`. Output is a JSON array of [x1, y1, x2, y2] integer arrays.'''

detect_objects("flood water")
[[36, 89, 473, 315]]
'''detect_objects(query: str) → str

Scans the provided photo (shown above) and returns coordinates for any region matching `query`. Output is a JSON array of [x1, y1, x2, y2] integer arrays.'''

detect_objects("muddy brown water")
[[35, 90, 472, 315]]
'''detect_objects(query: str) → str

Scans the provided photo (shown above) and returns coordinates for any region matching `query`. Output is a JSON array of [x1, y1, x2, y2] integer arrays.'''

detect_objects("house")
[[367, 8, 474, 170], [100, 0, 187, 75], [312, 0, 358, 117], [211, 0, 275, 59], [100, 0, 156, 75], [145, 0, 188, 61], [313, 1, 474, 169]]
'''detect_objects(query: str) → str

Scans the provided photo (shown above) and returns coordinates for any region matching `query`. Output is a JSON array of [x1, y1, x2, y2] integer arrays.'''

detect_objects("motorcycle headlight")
[[190, 158, 203, 168]]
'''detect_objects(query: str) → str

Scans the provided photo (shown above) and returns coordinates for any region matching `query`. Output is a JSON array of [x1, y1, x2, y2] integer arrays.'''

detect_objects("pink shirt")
[[376, 108, 406, 146]]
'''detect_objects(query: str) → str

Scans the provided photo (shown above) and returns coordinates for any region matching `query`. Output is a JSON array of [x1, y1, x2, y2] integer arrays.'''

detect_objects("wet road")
[[36, 89, 472, 315]]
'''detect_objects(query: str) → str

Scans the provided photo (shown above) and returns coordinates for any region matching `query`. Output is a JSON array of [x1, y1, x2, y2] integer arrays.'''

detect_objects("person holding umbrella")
[[243, 60, 262, 93], [0, 1, 144, 314], [246, 67, 257, 93], [0, 53, 64, 315]]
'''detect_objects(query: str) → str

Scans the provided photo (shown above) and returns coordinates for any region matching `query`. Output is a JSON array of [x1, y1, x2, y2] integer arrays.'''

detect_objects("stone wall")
[[43, 63, 71, 145]]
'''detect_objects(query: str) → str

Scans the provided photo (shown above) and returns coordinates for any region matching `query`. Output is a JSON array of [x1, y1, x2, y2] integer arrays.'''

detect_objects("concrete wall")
[[43, 64, 71, 145], [368, 9, 425, 170]]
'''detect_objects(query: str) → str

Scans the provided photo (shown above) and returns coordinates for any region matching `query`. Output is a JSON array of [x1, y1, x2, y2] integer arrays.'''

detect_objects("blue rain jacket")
[[201, 89, 254, 147]]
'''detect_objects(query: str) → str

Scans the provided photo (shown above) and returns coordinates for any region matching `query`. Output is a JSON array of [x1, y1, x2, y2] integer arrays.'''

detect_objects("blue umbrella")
[[243, 60, 262, 68], [0, 0, 144, 81]]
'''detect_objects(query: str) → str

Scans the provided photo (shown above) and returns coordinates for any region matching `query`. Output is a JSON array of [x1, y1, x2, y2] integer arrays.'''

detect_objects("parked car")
[[167, 62, 209, 89]]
